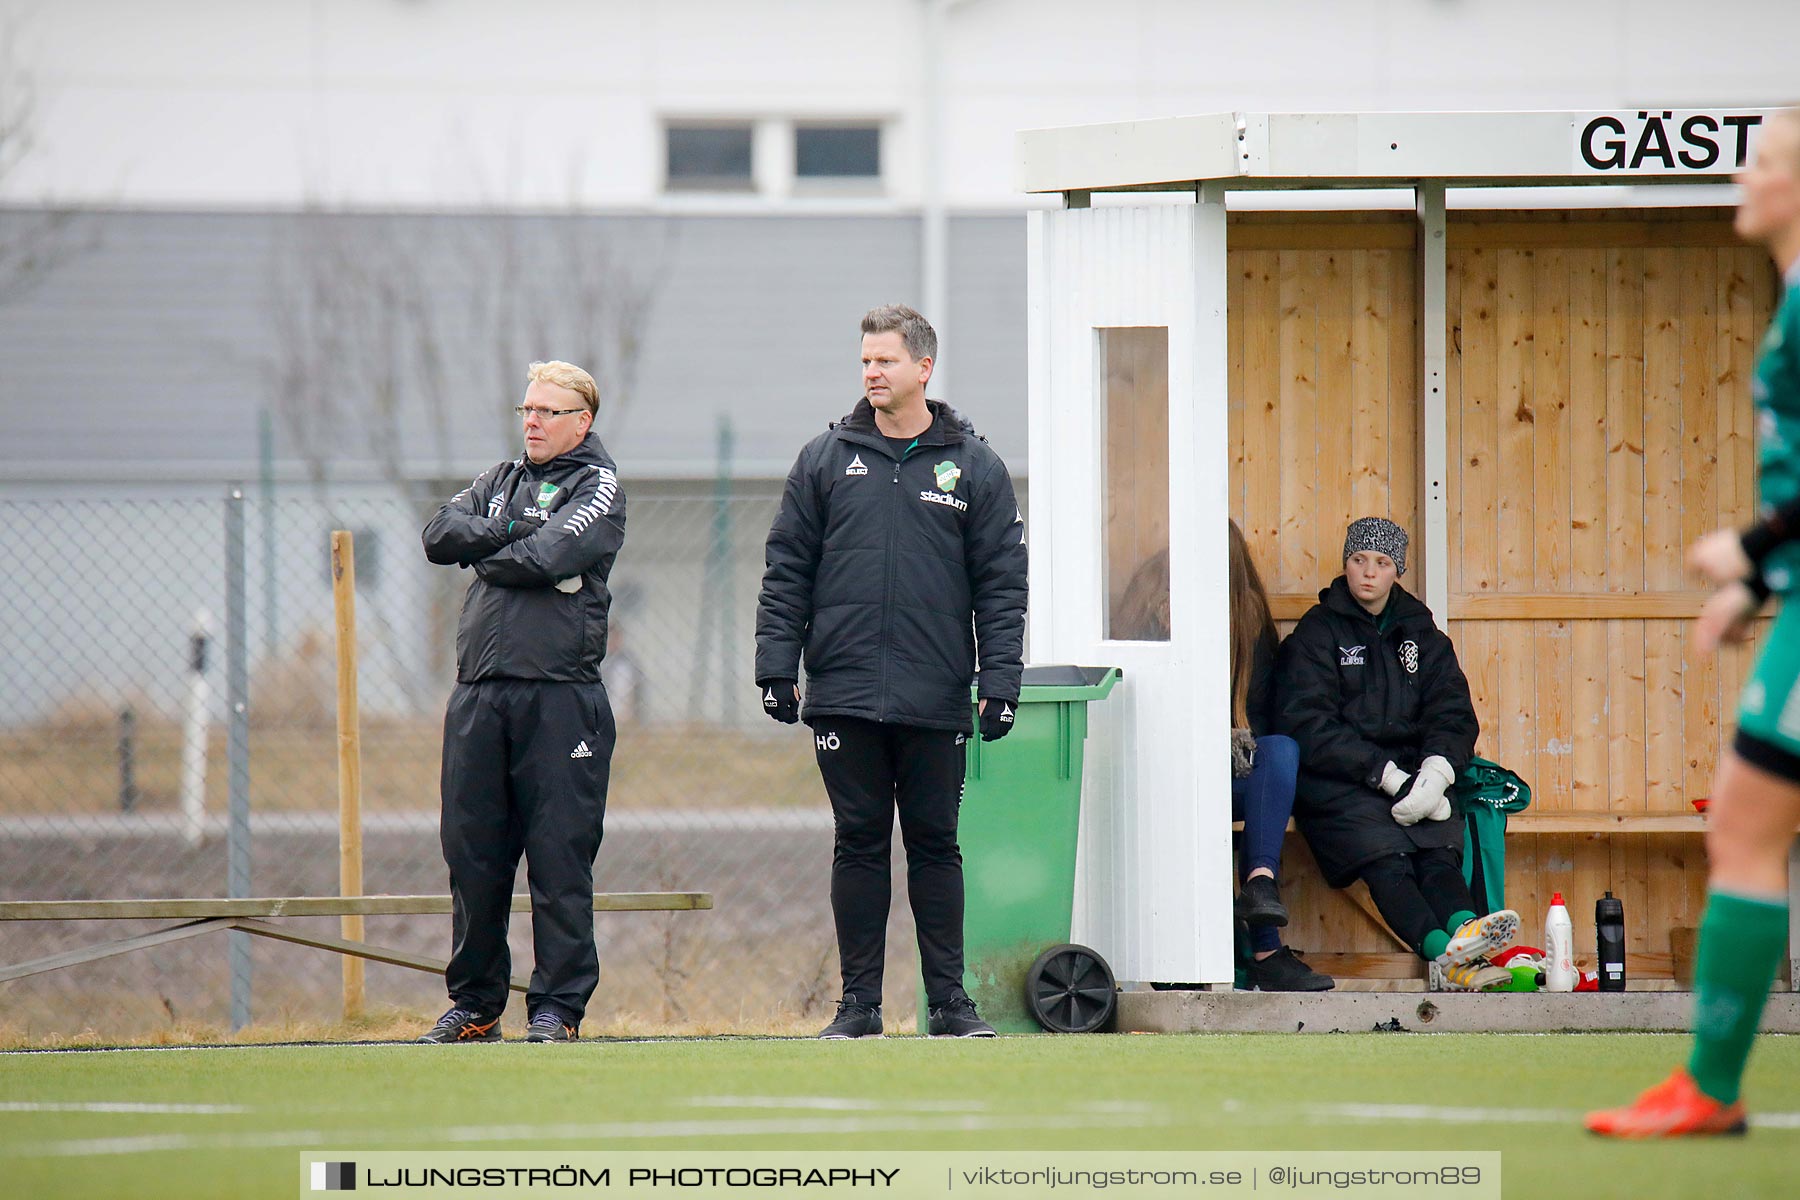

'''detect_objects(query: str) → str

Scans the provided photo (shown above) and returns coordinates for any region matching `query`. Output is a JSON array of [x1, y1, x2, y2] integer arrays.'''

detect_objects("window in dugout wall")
[[1099, 326, 1171, 643]]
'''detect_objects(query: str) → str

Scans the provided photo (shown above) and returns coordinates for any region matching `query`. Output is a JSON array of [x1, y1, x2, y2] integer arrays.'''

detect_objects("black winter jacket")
[[421, 432, 626, 684], [754, 399, 1027, 732], [1274, 577, 1479, 885]]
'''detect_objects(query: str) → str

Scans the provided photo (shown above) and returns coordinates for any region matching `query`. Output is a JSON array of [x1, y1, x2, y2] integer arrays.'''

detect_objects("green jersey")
[[1755, 265, 1800, 593]]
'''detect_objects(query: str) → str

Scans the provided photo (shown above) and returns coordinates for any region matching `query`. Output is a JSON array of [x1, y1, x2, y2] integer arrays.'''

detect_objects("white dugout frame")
[[1019, 109, 1778, 987]]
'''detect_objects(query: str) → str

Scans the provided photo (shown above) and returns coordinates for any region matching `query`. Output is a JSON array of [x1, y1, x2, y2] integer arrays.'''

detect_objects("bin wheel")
[[1025, 943, 1116, 1033]]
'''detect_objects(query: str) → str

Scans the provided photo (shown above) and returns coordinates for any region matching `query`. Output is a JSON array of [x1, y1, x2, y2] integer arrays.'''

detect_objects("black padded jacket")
[[421, 432, 626, 684], [1274, 577, 1479, 885], [754, 399, 1027, 733]]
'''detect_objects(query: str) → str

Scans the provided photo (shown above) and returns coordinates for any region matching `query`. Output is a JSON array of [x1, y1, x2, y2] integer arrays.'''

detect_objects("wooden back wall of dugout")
[[1224, 209, 1779, 979]]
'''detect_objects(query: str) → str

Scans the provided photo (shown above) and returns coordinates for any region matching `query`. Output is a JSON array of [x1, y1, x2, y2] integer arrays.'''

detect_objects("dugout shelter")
[[1018, 108, 1783, 990]]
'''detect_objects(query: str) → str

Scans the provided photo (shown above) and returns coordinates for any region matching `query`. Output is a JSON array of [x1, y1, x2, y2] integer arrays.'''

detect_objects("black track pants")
[[440, 678, 614, 1021], [1357, 847, 1476, 960], [812, 716, 967, 1008]]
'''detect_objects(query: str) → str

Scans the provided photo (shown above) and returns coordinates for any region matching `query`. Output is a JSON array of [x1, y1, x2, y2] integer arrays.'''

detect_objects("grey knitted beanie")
[[1343, 517, 1408, 577]]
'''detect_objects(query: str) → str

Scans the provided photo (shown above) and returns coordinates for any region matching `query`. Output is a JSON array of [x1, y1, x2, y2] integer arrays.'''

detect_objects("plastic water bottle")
[[1545, 893, 1576, 992], [1596, 891, 1627, 992]]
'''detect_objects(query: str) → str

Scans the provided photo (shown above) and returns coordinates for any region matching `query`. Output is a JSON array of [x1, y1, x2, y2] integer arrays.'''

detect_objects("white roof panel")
[[1019, 109, 1783, 193]]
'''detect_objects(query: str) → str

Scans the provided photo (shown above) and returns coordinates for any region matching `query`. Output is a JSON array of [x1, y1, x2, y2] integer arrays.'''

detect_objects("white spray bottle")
[[1545, 892, 1577, 992]]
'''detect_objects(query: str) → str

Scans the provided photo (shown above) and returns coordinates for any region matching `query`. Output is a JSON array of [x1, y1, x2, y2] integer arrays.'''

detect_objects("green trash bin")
[[919, 664, 1121, 1034]]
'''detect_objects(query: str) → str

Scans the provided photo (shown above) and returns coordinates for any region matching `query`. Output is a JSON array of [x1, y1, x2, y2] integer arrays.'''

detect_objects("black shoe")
[[927, 994, 997, 1038], [525, 1010, 579, 1042], [1234, 874, 1289, 928], [817, 996, 883, 1039], [416, 1005, 502, 1043], [1243, 947, 1335, 992]]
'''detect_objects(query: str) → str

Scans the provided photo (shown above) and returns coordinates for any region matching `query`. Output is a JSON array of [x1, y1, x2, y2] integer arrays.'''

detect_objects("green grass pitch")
[[5, 1033, 1800, 1198]]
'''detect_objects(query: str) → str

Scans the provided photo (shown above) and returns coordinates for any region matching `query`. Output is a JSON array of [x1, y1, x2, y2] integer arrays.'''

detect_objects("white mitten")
[[1377, 760, 1411, 797], [1418, 756, 1457, 821], [1391, 755, 1455, 825]]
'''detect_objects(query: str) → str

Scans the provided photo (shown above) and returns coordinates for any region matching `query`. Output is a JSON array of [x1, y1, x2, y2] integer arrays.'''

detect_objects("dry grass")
[[0, 718, 821, 814]]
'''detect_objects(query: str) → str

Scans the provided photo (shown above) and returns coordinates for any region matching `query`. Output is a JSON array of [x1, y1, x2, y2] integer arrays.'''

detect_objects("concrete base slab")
[[1118, 989, 1800, 1034]]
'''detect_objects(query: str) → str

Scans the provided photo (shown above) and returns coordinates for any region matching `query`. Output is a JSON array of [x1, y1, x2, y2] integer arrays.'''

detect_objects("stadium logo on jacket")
[[933, 460, 962, 492], [1339, 645, 1366, 666], [845, 454, 868, 476]]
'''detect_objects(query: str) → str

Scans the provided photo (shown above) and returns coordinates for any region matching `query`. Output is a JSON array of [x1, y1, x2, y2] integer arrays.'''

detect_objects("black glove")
[[979, 697, 1017, 742], [760, 680, 799, 724], [503, 516, 541, 543]]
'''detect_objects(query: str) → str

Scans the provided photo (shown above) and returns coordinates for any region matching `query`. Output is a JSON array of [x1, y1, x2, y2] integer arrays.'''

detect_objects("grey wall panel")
[[944, 215, 1028, 469], [0, 210, 1029, 483]]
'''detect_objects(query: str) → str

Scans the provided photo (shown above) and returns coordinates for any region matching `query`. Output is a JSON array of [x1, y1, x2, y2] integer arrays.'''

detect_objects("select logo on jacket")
[[1339, 645, 1366, 666], [570, 741, 593, 759], [845, 455, 868, 476]]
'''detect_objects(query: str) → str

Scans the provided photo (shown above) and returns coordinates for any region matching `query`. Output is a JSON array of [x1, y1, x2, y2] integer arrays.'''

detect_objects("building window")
[[795, 124, 881, 180], [665, 123, 754, 191]]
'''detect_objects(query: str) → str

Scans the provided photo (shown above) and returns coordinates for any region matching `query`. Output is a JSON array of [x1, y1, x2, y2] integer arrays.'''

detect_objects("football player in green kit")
[[1589, 106, 1800, 1138]]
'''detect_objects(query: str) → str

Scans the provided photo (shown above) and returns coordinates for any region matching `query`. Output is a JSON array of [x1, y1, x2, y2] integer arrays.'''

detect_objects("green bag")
[[1455, 756, 1532, 915]]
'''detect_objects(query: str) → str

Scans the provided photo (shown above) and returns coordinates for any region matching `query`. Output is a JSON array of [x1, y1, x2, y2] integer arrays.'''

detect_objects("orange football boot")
[[1585, 1069, 1748, 1138]]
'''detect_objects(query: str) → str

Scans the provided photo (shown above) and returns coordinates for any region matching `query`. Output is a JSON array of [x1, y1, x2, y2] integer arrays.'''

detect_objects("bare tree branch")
[[0, 16, 96, 310]]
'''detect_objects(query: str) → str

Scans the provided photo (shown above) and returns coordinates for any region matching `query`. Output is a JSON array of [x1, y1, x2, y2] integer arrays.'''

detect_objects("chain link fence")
[[0, 481, 947, 1039]]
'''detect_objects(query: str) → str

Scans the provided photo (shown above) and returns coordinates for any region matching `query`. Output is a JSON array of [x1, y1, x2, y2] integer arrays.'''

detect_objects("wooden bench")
[[0, 893, 712, 992], [1233, 812, 1800, 988]]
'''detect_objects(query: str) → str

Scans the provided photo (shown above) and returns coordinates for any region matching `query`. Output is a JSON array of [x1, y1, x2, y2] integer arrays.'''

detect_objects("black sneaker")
[[817, 997, 883, 1039], [416, 1005, 502, 1043], [1234, 874, 1289, 928], [927, 994, 996, 1038], [1243, 946, 1335, 992], [525, 1010, 579, 1042]]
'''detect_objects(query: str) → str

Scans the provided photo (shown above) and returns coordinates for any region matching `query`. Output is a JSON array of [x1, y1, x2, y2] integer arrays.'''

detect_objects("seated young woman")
[[1227, 521, 1332, 991], [1274, 517, 1518, 990]]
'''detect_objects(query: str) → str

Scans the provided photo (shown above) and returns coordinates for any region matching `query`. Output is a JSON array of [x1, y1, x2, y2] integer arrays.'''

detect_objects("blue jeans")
[[1231, 734, 1299, 955]]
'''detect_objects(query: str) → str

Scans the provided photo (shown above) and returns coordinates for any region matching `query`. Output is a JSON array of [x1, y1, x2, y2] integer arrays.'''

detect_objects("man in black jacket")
[[1276, 518, 1519, 990], [756, 305, 1027, 1039], [417, 359, 627, 1044]]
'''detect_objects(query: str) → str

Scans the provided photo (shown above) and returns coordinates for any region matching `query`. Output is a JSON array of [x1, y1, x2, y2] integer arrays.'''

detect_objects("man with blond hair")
[[419, 359, 626, 1044]]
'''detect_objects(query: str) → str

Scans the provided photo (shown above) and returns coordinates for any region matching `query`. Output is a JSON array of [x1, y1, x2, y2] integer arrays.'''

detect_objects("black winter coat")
[[1274, 577, 1479, 886], [754, 398, 1027, 732], [421, 432, 626, 683]]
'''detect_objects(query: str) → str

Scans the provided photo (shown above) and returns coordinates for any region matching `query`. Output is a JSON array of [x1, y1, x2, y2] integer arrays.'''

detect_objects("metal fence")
[[0, 483, 932, 1038]]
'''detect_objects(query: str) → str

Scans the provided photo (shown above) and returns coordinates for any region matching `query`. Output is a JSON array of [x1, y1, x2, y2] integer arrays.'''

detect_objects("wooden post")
[[330, 531, 365, 1020]]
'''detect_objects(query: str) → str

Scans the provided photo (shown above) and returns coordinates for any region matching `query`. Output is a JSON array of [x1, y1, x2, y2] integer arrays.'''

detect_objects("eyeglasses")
[[514, 405, 588, 420]]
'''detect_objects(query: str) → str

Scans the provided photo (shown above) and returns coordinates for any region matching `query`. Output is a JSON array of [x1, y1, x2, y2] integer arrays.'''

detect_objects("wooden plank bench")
[[0, 893, 712, 992], [1232, 811, 1799, 988]]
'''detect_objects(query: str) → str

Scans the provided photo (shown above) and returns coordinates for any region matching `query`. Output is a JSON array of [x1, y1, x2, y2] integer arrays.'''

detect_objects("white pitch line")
[[689, 1096, 1157, 1115], [1291, 1101, 1586, 1125], [6, 1110, 1174, 1159], [0, 1102, 251, 1115], [688, 1096, 991, 1112], [1272, 1099, 1800, 1130]]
